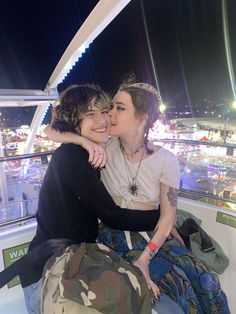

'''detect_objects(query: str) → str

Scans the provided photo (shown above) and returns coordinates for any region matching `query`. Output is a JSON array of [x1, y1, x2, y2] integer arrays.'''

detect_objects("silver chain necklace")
[[120, 142, 145, 196]]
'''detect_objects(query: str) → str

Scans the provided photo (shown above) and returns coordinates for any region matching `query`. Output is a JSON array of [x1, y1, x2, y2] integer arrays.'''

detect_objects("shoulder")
[[52, 144, 98, 179], [149, 142, 178, 162], [53, 143, 88, 164], [159, 148, 179, 171], [54, 143, 86, 154], [160, 147, 178, 161], [105, 137, 119, 153]]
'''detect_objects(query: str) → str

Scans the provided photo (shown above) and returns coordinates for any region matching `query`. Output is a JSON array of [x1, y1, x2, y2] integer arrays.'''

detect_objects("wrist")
[[140, 250, 153, 263], [147, 241, 158, 252], [144, 242, 159, 260], [79, 136, 86, 146]]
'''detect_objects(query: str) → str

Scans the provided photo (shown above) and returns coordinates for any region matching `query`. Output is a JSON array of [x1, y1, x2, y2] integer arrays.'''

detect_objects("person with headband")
[[20, 84, 166, 314], [45, 81, 230, 313]]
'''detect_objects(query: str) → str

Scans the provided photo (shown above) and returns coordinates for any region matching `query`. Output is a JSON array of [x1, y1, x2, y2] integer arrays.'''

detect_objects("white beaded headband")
[[121, 83, 162, 105]]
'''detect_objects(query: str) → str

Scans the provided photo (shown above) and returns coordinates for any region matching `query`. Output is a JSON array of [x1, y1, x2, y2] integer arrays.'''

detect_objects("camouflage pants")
[[42, 243, 153, 314], [98, 224, 230, 314]]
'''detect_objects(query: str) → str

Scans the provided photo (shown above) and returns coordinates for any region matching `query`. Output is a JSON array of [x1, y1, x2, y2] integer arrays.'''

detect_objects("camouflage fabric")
[[42, 243, 152, 314]]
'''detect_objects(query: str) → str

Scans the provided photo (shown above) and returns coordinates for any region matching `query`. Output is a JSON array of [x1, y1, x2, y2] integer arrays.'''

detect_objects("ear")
[[137, 113, 148, 127], [75, 124, 82, 134]]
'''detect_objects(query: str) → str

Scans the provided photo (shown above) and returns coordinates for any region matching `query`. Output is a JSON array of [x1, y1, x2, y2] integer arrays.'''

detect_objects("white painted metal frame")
[[0, 88, 58, 107], [0, 0, 132, 154], [0, 88, 58, 153], [47, 0, 131, 89], [0, 0, 132, 205]]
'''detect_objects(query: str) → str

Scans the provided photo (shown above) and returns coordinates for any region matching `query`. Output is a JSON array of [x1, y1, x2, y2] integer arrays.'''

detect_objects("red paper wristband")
[[147, 241, 158, 252]]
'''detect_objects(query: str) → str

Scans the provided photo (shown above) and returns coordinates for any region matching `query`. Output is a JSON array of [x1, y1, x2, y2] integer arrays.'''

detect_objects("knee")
[[199, 272, 220, 293]]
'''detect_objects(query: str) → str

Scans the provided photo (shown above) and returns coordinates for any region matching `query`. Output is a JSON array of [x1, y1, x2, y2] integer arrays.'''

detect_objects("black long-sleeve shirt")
[[20, 144, 160, 287]]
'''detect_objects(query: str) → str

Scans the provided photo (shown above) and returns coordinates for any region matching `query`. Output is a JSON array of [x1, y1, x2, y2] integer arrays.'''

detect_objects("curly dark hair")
[[51, 84, 110, 134]]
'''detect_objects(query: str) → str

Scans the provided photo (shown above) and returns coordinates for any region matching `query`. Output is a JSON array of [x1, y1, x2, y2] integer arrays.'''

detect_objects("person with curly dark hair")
[[20, 84, 163, 314]]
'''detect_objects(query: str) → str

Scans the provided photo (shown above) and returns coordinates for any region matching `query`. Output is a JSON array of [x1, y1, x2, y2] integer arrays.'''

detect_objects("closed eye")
[[101, 109, 109, 114], [85, 112, 95, 117], [117, 106, 125, 111]]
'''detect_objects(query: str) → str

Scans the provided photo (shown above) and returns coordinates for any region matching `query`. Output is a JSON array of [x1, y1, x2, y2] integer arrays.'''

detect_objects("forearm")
[[44, 125, 83, 145], [149, 213, 175, 248], [140, 184, 178, 261], [64, 151, 160, 231], [45, 125, 106, 168]]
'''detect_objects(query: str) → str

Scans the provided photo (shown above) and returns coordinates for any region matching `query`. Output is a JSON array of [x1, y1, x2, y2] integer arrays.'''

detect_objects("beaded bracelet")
[[144, 242, 159, 259]]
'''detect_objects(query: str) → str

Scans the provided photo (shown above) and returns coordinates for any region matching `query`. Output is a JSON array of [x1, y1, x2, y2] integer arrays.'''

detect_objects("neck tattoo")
[[120, 141, 145, 196]]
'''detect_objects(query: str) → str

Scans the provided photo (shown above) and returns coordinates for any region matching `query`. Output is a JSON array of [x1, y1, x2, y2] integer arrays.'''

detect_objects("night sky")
[[0, 0, 236, 125]]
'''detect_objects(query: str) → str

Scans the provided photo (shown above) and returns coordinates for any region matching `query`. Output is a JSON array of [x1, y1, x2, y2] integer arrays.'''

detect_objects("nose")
[[109, 108, 114, 117], [97, 112, 105, 122], [96, 111, 108, 124]]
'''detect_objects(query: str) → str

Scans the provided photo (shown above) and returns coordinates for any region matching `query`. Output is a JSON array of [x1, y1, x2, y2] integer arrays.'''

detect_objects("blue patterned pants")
[[98, 224, 230, 314]]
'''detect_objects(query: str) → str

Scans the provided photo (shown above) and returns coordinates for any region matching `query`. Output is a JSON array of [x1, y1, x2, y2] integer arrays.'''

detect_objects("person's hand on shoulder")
[[44, 124, 107, 168], [81, 137, 107, 168]]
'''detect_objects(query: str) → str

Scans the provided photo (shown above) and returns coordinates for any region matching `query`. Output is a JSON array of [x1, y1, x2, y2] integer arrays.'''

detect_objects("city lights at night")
[[0, 2, 236, 312]]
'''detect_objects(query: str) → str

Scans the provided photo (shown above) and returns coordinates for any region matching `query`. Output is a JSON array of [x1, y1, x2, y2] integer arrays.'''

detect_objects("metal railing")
[[179, 188, 236, 204], [0, 139, 236, 229], [0, 151, 53, 229], [0, 150, 54, 162], [155, 138, 236, 148]]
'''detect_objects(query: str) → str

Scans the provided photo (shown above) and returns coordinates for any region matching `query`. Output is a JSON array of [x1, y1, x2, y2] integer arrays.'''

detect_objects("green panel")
[[2, 242, 30, 288], [216, 211, 236, 229]]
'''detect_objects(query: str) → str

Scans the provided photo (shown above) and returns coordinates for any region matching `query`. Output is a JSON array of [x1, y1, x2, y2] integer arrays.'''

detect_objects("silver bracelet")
[[144, 246, 158, 259]]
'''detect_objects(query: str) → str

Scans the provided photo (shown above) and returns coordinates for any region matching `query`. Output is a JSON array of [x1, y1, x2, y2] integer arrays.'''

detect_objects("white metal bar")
[[0, 89, 58, 107], [47, 0, 131, 89], [24, 104, 50, 153], [0, 133, 8, 205]]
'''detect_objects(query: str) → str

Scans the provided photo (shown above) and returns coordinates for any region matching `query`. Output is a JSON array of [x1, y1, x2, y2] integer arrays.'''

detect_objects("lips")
[[93, 126, 108, 132]]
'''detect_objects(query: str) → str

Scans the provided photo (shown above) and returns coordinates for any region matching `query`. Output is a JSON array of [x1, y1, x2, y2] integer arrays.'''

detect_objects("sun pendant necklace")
[[120, 141, 145, 196]]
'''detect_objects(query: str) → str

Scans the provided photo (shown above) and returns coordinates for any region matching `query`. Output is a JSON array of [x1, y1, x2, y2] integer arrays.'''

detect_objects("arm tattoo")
[[167, 187, 178, 207]]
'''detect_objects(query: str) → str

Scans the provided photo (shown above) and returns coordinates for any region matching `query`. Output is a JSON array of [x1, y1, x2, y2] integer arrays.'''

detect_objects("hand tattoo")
[[167, 187, 178, 207]]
